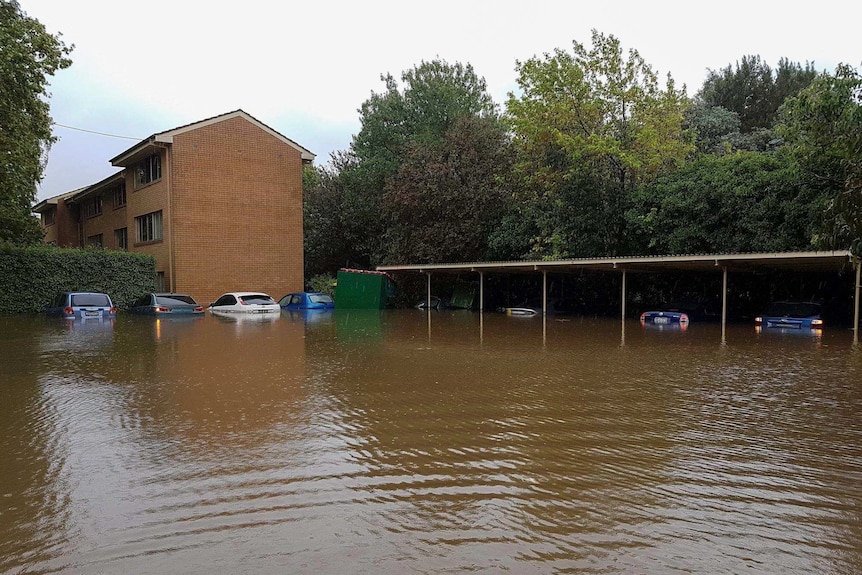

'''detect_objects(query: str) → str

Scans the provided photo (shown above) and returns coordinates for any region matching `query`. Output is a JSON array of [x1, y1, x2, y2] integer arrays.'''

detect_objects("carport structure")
[[378, 250, 861, 344]]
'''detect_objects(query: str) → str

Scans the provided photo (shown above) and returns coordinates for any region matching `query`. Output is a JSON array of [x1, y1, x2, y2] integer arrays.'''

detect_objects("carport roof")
[[377, 250, 858, 275]]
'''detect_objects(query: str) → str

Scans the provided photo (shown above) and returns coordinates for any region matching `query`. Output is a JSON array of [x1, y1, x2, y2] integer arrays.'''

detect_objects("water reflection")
[[0, 312, 860, 574]]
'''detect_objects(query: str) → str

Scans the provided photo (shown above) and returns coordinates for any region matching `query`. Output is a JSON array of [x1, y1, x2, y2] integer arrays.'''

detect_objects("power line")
[[53, 122, 141, 140]]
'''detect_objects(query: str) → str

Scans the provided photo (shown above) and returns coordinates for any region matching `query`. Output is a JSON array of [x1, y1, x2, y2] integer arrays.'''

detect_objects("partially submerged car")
[[209, 292, 280, 315], [129, 293, 204, 315], [47, 291, 116, 320], [640, 309, 690, 326], [416, 296, 447, 310], [755, 301, 823, 330], [279, 292, 335, 310]]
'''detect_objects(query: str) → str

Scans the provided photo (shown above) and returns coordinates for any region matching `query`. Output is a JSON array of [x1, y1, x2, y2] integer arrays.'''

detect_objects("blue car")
[[129, 293, 204, 315], [47, 291, 116, 320], [640, 309, 690, 326], [755, 301, 823, 330], [278, 292, 335, 310]]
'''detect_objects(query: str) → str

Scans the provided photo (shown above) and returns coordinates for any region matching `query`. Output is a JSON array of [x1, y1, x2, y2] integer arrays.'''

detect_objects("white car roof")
[[220, 292, 273, 298]]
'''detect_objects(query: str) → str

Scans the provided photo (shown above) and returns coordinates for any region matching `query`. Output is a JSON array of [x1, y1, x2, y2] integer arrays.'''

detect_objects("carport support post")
[[542, 270, 548, 316], [426, 272, 432, 311], [854, 259, 860, 346], [479, 271, 484, 312], [722, 267, 728, 345]]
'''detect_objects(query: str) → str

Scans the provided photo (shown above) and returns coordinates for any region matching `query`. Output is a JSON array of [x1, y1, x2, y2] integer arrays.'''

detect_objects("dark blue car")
[[278, 292, 335, 310], [755, 301, 823, 330]]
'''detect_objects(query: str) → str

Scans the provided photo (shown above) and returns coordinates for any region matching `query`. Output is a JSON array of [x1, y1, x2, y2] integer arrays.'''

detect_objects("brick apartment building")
[[33, 110, 314, 306]]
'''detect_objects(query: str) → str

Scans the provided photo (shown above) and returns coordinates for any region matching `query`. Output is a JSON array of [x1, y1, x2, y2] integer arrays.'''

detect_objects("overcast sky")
[[22, 0, 861, 201]]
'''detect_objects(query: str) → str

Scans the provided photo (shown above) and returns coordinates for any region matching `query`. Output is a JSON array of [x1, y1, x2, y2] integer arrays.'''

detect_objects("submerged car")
[[129, 293, 204, 315], [47, 291, 116, 320], [755, 301, 823, 330], [209, 292, 281, 315], [279, 292, 335, 310], [640, 309, 690, 326], [416, 296, 447, 310]]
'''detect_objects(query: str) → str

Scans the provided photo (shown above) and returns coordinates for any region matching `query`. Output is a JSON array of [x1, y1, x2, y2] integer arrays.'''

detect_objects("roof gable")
[[110, 109, 315, 166]]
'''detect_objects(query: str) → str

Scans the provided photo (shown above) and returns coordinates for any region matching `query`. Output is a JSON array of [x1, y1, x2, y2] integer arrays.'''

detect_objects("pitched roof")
[[109, 109, 315, 166], [32, 188, 85, 213]]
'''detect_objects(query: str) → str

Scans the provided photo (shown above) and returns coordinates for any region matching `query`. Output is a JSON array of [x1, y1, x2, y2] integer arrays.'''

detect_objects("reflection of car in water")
[[755, 301, 823, 330]]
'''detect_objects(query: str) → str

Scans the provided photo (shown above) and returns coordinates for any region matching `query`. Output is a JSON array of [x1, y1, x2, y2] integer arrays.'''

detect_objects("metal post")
[[722, 267, 728, 345], [479, 271, 484, 313], [854, 259, 860, 346], [621, 269, 627, 322], [621, 269, 627, 346], [426, 272, 432, 312], [542, 270, 548, 316]]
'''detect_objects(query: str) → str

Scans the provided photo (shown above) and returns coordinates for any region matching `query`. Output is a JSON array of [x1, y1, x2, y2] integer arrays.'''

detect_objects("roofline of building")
[[109, 109, 315, 167], [68, 171, 125, 203], [32, 188, 87, 213]]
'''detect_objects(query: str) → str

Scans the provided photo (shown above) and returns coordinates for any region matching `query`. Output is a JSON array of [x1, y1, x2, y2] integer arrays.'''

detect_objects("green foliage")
[[0, 1, 72, 246], [305, 58, 505, 272], [0, 244, 155, 313], [506, 30, 693, 257], [305, 274, 336, 297], [698, 55, 817, 133], [778, 64, 862, 253], [380, 115, 514, 264], [627, 151, 824, 254]]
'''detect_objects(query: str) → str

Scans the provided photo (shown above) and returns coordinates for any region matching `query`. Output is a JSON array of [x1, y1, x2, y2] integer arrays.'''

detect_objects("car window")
[[240, 295, 275, 305], [291, 295, 302, 305], [766, 302, 821, 317], [213, 295, 237, 307], [155, 295, 197, 305], [71, 294, 110, 307], [309, 294, 333, 304]]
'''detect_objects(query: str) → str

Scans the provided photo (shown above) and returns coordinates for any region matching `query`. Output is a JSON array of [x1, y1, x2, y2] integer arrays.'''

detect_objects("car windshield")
[[155, 295, 197, 305], [240, 295, 276, 305], [309, 294, 333, 304], [765, 302, 821, 318], [70, 294, 110, 307]]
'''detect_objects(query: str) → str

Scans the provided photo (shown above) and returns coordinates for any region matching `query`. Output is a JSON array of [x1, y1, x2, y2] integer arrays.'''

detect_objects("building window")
[[114, 183, 126, 207], [43, 208, 56, 226], [87, 233, 103, 248], [83, 196, 102, 218], [115, 227, 128, 250], [135, 210, 163, 243], [155, 272, 166, 292], [136, 154, 162, 186]]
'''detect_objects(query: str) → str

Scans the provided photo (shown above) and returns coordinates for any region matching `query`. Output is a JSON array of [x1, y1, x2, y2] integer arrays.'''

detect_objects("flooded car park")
[[1, 311, 861, 574]]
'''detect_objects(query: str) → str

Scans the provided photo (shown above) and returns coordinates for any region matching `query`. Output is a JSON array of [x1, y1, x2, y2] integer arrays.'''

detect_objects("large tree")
[[628, 151, 823, 254], [0, 0, 72, 245], [380, 115, 514, 264], [506, 30, 692, 258], [778, 64, 862, 253], [697, 55, 817, 133], [320, 59, 504, 269]]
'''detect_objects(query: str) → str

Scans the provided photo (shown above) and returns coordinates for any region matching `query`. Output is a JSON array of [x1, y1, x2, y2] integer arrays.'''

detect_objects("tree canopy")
[[505, 30, 692, 258], [0, 0, 72, 245]]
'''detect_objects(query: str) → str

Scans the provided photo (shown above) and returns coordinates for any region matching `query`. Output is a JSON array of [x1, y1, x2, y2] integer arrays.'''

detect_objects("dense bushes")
[[0, 244, 155, 313]]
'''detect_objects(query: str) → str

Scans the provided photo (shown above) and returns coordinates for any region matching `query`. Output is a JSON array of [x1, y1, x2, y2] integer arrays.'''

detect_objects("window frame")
[[136, 154, 162, 188], [113, 183, 127, 208], [135, 210, 163, 244], [115, 227, 128, 251]]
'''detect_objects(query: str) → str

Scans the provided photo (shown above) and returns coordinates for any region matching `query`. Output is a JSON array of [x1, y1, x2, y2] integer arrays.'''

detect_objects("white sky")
[[22, 0, 861, 201]]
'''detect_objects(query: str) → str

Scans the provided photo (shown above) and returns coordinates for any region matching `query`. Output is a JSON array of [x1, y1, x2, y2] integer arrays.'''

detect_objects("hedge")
[[0, 244, 156, 313]]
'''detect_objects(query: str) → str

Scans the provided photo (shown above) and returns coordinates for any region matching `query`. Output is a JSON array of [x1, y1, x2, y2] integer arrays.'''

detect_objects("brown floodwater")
[[1, 310, 861, 574]]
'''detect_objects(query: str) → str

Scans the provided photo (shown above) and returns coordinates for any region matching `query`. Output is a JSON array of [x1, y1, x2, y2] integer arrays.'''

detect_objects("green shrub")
[[0, 244, 156, 313], [306, 274, 337, 297]]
